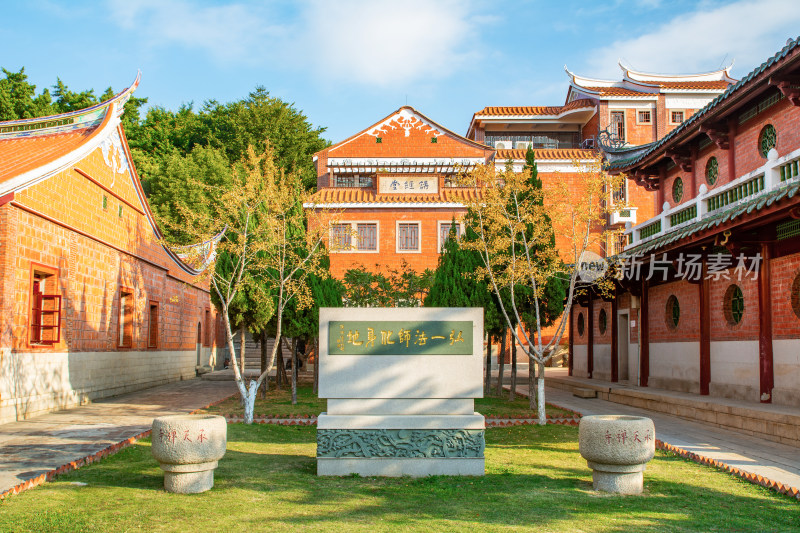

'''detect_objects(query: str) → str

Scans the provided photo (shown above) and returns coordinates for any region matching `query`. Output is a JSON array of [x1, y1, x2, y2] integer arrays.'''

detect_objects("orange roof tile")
[[654, 80, 731, 90], [495, 148, 596, 160], [475, 99, 595, 116], [0, 126, 100, 185], [308, 187, 482, 204], [582, 86, 655, 97]]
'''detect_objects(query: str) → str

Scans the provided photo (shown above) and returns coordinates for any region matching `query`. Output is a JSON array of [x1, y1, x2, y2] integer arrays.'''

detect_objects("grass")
[[200, 385, 575, 418], [1, 424, 797, 532]]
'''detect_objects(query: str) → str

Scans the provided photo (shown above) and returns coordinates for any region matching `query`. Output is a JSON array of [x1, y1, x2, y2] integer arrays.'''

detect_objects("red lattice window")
[[118, 289, 134, 348], [148, 302, 159, 349], [30, 271, 62, 345]]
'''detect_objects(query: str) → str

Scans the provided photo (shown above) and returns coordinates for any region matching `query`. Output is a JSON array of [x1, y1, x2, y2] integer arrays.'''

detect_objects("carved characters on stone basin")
[[317, 429, 485, 458]]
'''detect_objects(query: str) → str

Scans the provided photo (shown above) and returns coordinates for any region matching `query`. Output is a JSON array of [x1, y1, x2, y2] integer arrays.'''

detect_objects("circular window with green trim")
[[599, 309, 607, 334], [724, 284, 745, 326], [577, 312, 585, 336], [672, 177, 684, 203], [759, 124, 776, 158], [706, 157, 718, 186], [666, 295, 680, 330], [791, 273, 800, 320]]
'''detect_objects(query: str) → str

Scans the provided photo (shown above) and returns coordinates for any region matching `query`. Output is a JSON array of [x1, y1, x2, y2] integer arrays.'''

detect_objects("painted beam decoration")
[[317, 307, 485, 477]]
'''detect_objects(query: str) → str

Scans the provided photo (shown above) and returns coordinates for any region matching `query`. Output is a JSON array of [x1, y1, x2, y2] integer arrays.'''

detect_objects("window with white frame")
[[637, 110, 652, 124], [330, 222, 379, 252], [670, 110, 685, 124], [438, 221, 463, 251], [610, 111, 625, 141], [330, 223, 352, 251], [397, 222, 420, 252], [356, 223, 378, 251]]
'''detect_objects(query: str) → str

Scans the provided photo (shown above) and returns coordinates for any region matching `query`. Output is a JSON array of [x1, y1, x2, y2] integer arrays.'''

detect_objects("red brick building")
[[306, 106, 494, 278], [466, 63, 735, 255], [569, 38, 800, 411], [0, 75, 221, 422]]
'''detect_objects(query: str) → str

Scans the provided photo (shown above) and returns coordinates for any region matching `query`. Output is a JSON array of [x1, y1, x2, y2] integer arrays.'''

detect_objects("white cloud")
[[106, 0, 484, 86], [297, 0, 479, 87], [587, 0, 800, 79], [106, 0, 284, 64]]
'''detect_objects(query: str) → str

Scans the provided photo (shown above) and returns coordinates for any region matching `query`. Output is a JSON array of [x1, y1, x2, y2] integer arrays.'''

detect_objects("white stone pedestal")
[[316, 308, 485, 477]]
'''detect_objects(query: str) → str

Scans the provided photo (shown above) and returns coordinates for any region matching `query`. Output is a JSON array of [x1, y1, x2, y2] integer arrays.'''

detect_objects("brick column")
[[611, 294, 619, 382], [0, 204, 18, 348], [587, 297, 594, 379], [639, 279, 650, 387], [699, 257, 711, 395], [568, 306, 574, 376], [758, 243, 774, 403]]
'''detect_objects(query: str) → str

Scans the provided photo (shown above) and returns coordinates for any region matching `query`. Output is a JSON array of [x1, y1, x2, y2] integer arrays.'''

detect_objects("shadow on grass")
[[51, 424, 798, 532]]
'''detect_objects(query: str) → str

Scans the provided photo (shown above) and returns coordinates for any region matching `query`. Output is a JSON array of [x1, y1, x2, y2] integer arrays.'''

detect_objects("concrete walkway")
[[0, 379, 237, 497], [502, 374, 800, 499]]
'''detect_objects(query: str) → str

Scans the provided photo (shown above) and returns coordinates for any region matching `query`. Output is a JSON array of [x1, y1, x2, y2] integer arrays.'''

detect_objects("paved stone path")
[[0, 379, 237, 497], [507, 380, 800, 498]]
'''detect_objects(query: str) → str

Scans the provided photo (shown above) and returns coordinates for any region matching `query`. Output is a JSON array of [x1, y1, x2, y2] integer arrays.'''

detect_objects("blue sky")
[[3, 0, 800, 142]]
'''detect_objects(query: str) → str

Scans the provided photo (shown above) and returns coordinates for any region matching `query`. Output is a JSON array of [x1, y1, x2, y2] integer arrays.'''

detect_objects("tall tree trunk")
[[276, 335, 284, 390], [510, 332, 518, 401], [528, 348, 536, 411], [485, 334, 492, 394], [291, 337, 298, 405], [239, 325, 247, 376], [260, 330, 268, 398], [496, 330, 506, 396], [313, 338, 320, 394], [537, 360, 546, 425]]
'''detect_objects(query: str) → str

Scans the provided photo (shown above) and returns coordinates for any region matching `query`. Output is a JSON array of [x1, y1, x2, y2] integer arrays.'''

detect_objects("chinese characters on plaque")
[[329, 320, 472, 355], [378, 176, 439, 194]]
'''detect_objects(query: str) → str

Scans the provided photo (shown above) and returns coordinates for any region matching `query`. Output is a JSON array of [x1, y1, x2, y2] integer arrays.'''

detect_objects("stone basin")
[[578, 415, 655, 494], [151, 414, 227, 493]]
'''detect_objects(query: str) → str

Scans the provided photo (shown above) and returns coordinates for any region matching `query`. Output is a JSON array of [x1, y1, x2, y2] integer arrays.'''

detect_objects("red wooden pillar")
[[587, 297, 594, 379], [639, 280, 650, 387], [568, 306, 574, 376], [699, 261, 711, 395], [611, 295, 619, 382], [758, 243, 774, 403]]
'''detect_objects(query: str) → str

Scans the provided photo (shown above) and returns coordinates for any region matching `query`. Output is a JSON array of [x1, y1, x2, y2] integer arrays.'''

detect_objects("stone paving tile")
[[0, 379, 237, 496], [516, 384, 800, 494]]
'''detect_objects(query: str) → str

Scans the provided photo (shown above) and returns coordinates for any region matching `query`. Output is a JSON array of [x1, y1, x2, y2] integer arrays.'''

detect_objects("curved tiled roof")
[[474, 99, 595, 117], [307, 187, 482, 205], [609, 36, 800, 171], [0, 127, 100, 184], [495, 148, 596, 160], [655, 80, 731, 90], [582, 86, 656, 97]]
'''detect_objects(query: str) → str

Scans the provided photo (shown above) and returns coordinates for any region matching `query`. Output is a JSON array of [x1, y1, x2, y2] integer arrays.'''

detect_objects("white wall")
[[709, 340, 760, 402], [593, 344, 612, 380], [773, 339, 800, 406], [648, 341, 700, 393], [0, 349, 198, 423], [572, 345, 588, 377]]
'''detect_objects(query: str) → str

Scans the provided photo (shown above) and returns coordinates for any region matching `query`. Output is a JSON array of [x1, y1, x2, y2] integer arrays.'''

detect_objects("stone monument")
[[317, 307, 484, 476]]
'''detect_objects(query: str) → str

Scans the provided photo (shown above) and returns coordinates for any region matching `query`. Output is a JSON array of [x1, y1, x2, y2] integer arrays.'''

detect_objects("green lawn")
[[200, 386, 575, 418], [1, 424, 796, 532]]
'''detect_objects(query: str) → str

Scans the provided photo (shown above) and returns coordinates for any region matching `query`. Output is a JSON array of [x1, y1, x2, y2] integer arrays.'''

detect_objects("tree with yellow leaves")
[[174, 145, 333, 423], [460, 156, 625, 424]]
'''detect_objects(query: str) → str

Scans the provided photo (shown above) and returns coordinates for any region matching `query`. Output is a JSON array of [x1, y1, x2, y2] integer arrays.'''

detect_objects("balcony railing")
[[624, 146, 800, 251]]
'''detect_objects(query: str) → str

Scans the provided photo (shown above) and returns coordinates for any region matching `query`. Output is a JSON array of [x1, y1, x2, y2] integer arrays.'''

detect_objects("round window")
[[759, 124, 777, 158], [599, 309, 607, 335], [666, 295, 680, 330], [672, 177, 684, 203], [577, 312, 585, 336], [724, 285, 745, 326], [706, 157, 718, 186], [791, 273, 800, 320]]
